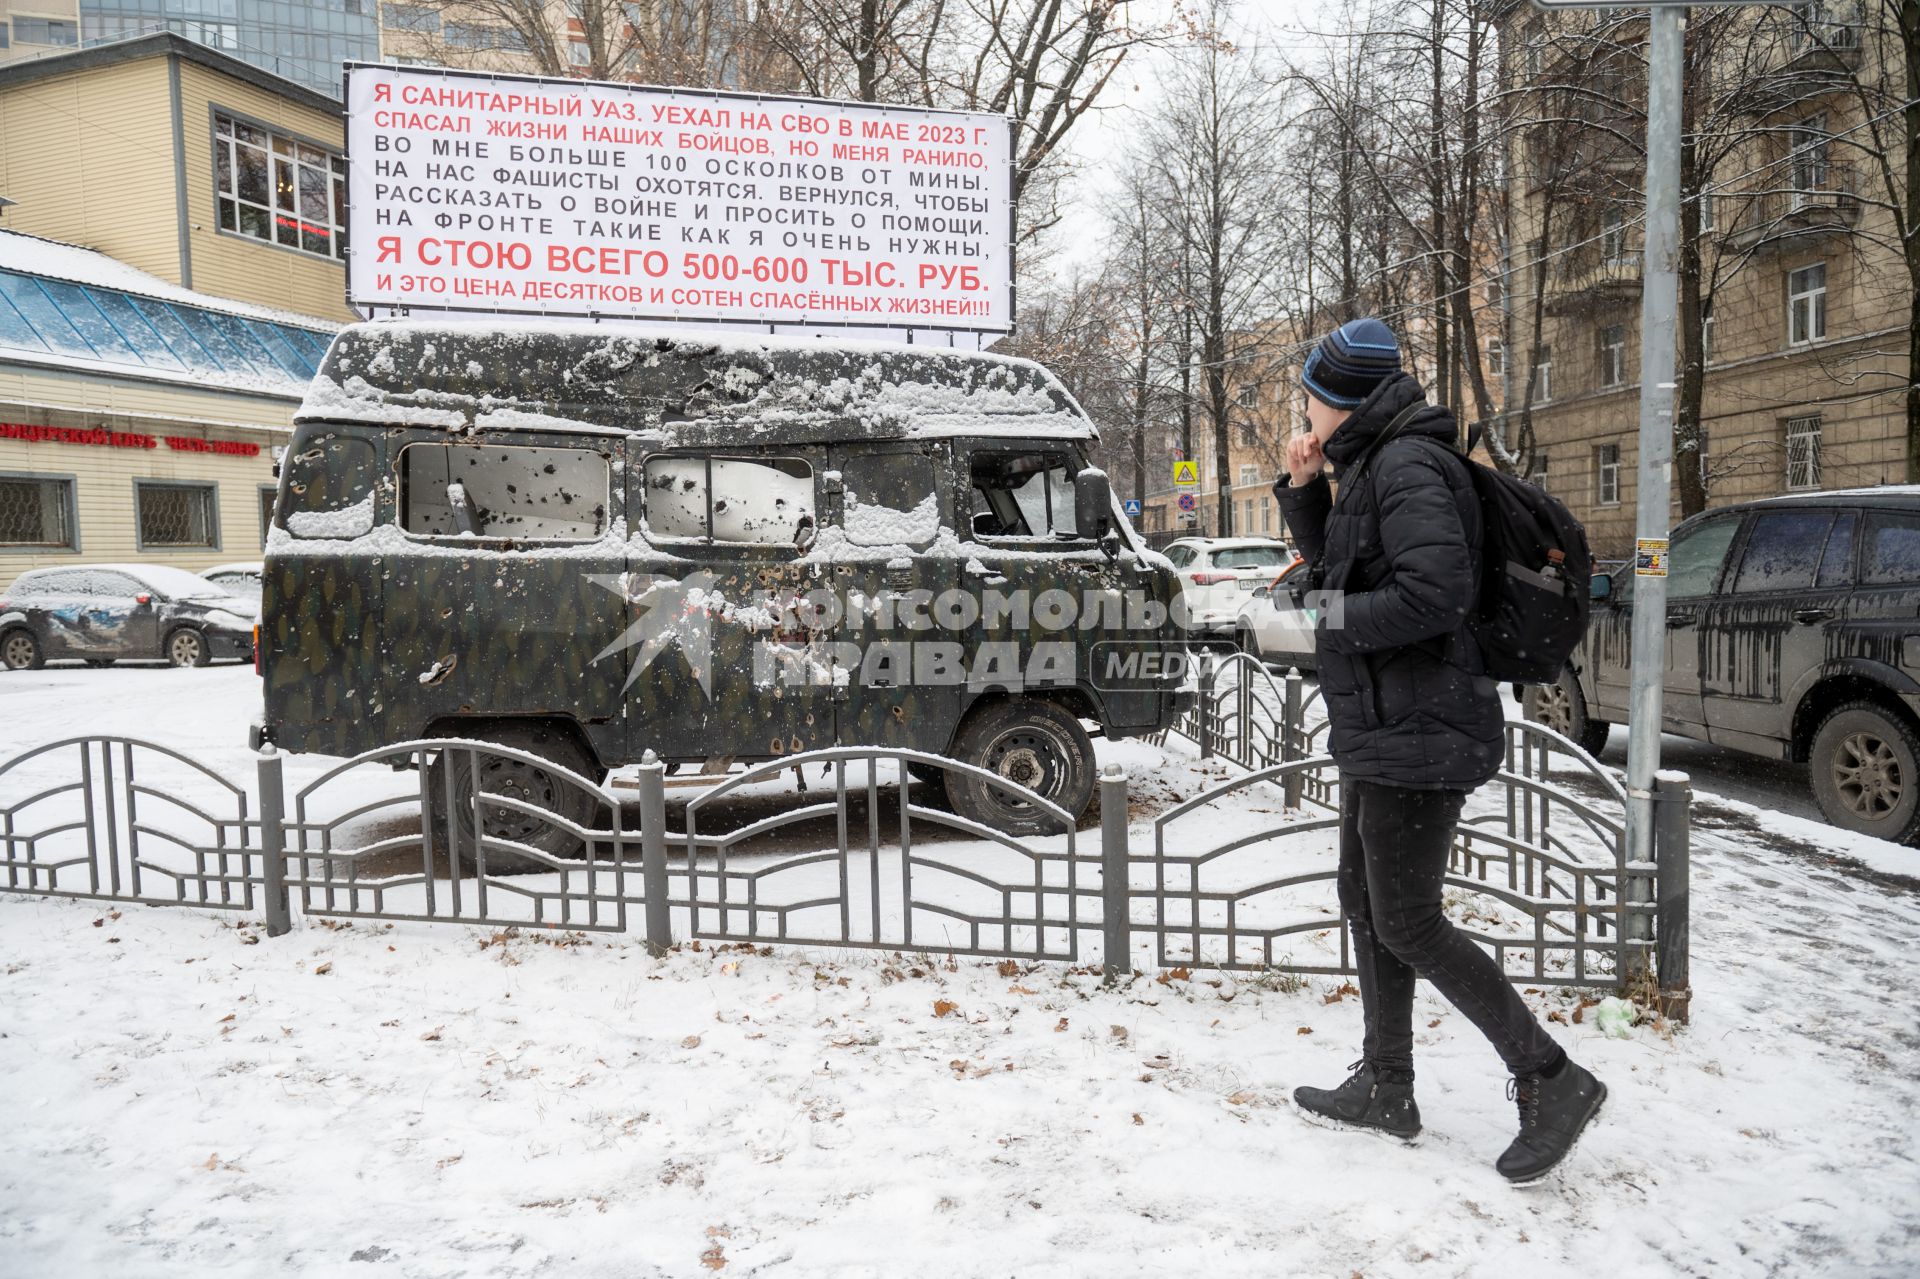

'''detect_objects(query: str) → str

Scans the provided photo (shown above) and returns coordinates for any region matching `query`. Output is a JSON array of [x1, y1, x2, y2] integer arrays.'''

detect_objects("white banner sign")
[[344, 65, 1013, 334]]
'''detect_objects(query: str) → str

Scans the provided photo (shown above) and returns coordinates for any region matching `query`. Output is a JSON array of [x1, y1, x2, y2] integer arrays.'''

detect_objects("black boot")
[[1293, 1060, 1421, 1141], [1496, 1060, 1607, 1184]]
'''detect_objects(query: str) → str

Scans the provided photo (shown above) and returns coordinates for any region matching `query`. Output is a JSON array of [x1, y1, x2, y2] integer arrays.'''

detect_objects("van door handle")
[[1665, 612, 1695, 629], [1792, 607, 1834, 625]]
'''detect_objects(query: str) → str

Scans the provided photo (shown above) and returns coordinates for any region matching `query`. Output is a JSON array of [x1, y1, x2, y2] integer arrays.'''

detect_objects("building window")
[[1238, 464, 1260, 487], [1789, 114, 1830, 207], [0, 474, 78, 549], [1696, 426, 1712, 484], [1533, 344, 1553, 404], [382, 3, 441, 32], [1593, 444, 1621, 506], [135, 481, 220, 550], [0, 24, 10, 49], [1600, 207, 1629, 265], [12, 17, 78, 45], [215, 113, 348, 262], [1698, 191, 1715, 234], [1787, 263, 1827, 345], [1486, 338, 1504, 375], [1527, 453, 1549, 492], [1701, 300, 1716, 363], [570, 41, 593, 67], [446, 21, 529, 50], [1260, 494, 1271, 533], [1785, 414, 1822, 489], [1599, 324, 1627, 387]]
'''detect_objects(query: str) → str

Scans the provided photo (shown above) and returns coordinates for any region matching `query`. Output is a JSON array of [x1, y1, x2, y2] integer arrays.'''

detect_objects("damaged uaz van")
[[259, 322, 1185, 864]]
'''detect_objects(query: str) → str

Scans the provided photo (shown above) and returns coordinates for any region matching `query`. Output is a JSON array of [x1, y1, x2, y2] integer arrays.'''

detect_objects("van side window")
[[644, 454, 814, 546], [400, 443, 610, 541], [970, 451, 1076, 540], [842, 452, 939, 547], [281, 434, 377, 539]]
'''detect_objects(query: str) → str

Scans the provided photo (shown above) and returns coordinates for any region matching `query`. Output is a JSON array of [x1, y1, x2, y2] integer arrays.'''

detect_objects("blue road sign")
[[1122, 499, 1143, 517]]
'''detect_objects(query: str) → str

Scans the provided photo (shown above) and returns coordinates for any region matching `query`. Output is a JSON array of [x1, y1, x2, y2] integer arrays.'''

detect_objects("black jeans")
[[1338, 777, 1565, 1079]]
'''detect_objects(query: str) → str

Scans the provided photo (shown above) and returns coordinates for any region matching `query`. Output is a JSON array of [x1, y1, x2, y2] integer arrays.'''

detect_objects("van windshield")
[[970, 451, 1077, 539]]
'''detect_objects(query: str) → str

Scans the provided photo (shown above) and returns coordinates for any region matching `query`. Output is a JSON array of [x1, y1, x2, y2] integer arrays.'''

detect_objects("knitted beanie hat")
[[1301, 318, 1403, 410]]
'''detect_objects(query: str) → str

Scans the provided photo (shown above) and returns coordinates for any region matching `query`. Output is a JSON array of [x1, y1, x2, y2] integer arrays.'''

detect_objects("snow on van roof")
[[297, 320, 1098, 445]]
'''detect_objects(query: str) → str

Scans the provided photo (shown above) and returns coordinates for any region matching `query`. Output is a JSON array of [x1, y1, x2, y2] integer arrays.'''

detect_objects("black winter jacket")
[[1273, 373, 1505, 790]]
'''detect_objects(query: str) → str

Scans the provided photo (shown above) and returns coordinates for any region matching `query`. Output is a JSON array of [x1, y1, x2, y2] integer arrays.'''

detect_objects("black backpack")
[[1355, 404, 1592, 685]]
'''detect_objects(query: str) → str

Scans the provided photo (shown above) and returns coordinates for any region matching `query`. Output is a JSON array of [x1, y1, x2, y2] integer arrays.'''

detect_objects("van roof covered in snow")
[[296, 321, 1095, 447]]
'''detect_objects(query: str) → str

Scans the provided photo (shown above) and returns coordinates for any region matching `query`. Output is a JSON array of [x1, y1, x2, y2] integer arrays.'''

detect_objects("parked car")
[[1163, 537, 1294, 644], [259, 322, 1186, 856], [201, 562, 265, 613], [1234, 555, 1316, 671], [0, 564, 255, 670], [1525, 487, 1920, 844]]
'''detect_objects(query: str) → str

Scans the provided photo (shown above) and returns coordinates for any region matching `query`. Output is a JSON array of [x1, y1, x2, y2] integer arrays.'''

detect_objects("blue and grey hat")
[[1301, 318, 1403, 409]]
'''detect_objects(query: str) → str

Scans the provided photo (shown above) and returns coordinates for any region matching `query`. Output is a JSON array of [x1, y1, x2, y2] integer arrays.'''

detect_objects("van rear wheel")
[[946, 700, 1095, 837], [426, 725, 606, 874]]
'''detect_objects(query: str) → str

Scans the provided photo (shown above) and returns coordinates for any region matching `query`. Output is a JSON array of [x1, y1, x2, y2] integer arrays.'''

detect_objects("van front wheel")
[[426, 725, 605, 874], [946, 700, 1096, 836]]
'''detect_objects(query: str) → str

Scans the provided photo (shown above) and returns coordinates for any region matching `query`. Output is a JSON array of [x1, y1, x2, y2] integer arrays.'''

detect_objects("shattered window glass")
[[402, 443, 610, 541], [1731, 511, 1831, 593], [841, 451, 939, 548], [969, 451, 1077, 539], [643, 455, 814, 546], [282, 435, 378, 539]]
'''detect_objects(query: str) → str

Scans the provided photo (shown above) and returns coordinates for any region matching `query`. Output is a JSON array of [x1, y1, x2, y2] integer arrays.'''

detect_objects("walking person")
[[1273, 318, 1606, 1183]]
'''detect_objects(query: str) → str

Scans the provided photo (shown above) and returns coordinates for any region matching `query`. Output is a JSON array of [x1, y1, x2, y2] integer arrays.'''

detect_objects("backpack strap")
[[1343, 401, 1429, 498]]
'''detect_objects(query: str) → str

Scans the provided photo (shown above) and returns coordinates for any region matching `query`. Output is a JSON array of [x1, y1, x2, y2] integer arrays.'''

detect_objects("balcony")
[[1721, 165, 1862, 254], [1545, 249, 1641, 315], [1739, 16, 1864, 114]]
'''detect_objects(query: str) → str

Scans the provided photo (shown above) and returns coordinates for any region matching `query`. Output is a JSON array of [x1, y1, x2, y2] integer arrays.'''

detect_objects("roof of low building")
[[0, 30, 340, 113], [0, 230, 339, 401]]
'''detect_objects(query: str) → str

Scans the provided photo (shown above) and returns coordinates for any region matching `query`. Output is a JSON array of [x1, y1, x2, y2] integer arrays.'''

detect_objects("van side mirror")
[[1073, 468, 1112, 541], [1589, 572, 1612, 601]]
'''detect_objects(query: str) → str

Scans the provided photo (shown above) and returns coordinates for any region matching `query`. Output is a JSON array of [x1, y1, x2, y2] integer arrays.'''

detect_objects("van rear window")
[[643, 455, 814, 546], [401, 443, 609, 541]]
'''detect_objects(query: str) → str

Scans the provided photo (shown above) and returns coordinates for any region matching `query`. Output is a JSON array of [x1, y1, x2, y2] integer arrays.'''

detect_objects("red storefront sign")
[[1, 423, 260, 458]]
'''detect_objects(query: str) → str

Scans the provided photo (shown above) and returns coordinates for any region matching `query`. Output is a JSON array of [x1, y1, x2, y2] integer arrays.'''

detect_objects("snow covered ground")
[[2, 665, 1919, 1277]]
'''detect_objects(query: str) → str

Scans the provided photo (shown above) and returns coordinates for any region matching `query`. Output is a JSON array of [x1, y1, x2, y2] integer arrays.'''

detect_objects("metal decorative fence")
[[0, 681, 1692, 1012]]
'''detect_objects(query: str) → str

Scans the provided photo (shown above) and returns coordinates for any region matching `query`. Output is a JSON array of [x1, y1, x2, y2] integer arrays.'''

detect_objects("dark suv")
[[1525, 488, 1920, 845], [0, 564, 255, 670]]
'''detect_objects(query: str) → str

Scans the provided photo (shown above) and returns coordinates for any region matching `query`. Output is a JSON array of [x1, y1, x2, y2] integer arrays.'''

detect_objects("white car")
[[1163, 537, 1294, 644], [201, 562, 264, 613], [1234, 556, 1317, 671]]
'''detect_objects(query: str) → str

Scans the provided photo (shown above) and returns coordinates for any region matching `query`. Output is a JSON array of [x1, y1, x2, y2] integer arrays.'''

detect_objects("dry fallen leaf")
[[218, 1013, 235, 1024], [203, 1153, 219, 1170], [421, 1027, 443, 1042], [682, 1034, 703, 1049], [1054, 1017, 1069, 1033], [1131, 1113, 1145, 1126], [700, 1244, 726, 1270], [1296, 1026, 1314, 1036], [933, 1000, 958, 1019], [313, 962, 332, 976], [1007, 985, 1037, 996], [997, 960, 1020, 978]]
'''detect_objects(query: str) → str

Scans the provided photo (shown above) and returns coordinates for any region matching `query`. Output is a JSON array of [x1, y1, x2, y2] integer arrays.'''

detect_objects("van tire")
[[946, 700, 1096, 836], [426, 724, 606, 875], [1809, 702, 1920, 846], [904, 758, 951, 807], [2, 629, 43, 671], [1523, 669, 1609, 757]]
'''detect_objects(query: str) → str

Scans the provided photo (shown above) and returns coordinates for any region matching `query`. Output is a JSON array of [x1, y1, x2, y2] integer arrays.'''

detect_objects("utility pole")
[[1625, 3, 1685, 866]]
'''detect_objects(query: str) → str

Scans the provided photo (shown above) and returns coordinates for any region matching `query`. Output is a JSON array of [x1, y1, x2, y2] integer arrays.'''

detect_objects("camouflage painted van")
[[259, 322, 1185, 858]]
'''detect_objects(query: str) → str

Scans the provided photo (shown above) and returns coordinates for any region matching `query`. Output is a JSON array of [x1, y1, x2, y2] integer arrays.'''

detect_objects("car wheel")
[[945, 699, 1096, 837], [1237, 624, 1267, 664], [166, 628, 209, 668], [2, 629, 43, 671], [1809, 702, 1920, 846], [1522, 668, 1609, 756], [426, 724, 606, 874]]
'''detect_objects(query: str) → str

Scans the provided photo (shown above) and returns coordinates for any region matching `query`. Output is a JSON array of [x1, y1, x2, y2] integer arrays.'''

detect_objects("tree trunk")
[[1674, 36, 1709, 519], [1905, 0, 1920, 480]]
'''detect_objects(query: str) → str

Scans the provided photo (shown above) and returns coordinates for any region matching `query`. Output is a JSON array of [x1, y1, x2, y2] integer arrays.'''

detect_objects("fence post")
[[637, 750, 672, 957], [1100, 763, 1130, 985], [255, 747, 290, 938], [1282, 667, 1304, 810], [1197, 655, 1216, 760], [1651, 770, 1692, 1022]]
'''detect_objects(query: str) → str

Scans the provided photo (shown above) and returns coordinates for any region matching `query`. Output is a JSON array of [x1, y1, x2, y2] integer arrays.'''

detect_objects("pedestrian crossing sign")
[[1172, 460, 1199, 487]]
